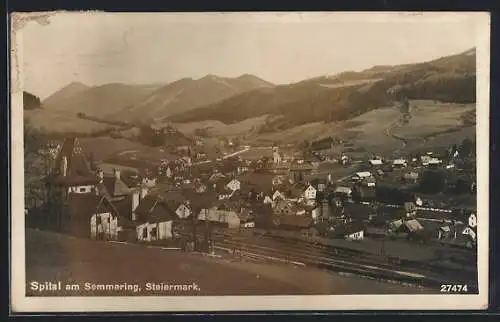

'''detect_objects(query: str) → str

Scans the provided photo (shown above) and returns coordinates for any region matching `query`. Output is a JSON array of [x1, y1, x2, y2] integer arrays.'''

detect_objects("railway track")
[[205, 230, 477, 291]]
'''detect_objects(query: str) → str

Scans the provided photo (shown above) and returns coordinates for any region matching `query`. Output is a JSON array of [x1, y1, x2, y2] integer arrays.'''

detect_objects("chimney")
[[96, 168, 104, 183], [114, 168, 121, 180], [131, 190, 140, 221]]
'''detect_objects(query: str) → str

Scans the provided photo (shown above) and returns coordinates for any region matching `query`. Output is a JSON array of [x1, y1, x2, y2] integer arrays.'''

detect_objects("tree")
[[459, 138, 475, 158]]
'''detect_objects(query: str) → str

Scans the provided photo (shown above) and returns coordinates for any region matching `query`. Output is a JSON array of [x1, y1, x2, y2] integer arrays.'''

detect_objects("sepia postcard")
[[10, 11, 490, 312]]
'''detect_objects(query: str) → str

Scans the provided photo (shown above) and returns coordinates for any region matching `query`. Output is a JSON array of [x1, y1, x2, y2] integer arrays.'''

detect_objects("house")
[[392, 159, 407, 168], [334, 186, 352, 199], [141, 175, 157, 188], [369, 159, 383, 166], [198, 204, 241, 229], [134, 195, 178, 242], [403, 201, 417, 217], [303, 184, 317, 200], [209, 172, 226, 182], [216, 185, 235, 200], [272, 190, 285, 201], [344, 223, 365, 241], [273, 199, 300, 216], [263, 195, 273, 205], [164, 196, 191, 220], [468, 212, 477, 228], [352, 171, 372, 181], [225, 179, 241, 192], [462, 226, 477, 243], [403, 171, 419, 183], [361, 176, 376, 187], [389, 218, 424, 236], [96, 168, 132, 201], [437, 225, 457, 240], [89, 196, 136, 241], [421, 155, 443, 167], [43, 138, 100, 231]]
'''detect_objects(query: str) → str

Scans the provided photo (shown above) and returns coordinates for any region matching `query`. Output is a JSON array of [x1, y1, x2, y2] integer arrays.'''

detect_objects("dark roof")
[[49, 138, 96, 186], [332, 222, 366, 237], [183, 190, 218, 210], [134, 195, 177, 223], [134, 195, 158, 218], [102, 176, 132, 197], [112, 196, 133, 221], [66, 194, 135, 228]]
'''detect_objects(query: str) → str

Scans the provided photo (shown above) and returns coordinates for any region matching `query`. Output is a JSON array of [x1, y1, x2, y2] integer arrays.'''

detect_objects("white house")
[[133, 196, 177, 242], [225, 179, 241, 192], [345, 229, 364, 241], [354, 171, 372, 180], [468, 213, 477, 228], [462, 226, 476, 242], [173, 202, 191, 219], [303, 185, 317, 200], [136, 221, 174, 242], [90, 212, 120, 240], [334, 186, 352, 197], [263, 195, 273, 205], [369, 159, 383, 166], [392, 159, 407, 168]]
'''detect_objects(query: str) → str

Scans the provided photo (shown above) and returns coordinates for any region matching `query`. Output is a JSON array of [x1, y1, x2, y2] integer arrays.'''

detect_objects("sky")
[[18, 12, 483, 99]]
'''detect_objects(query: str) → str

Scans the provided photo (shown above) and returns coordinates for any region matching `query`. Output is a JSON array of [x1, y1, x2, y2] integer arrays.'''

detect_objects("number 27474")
[[440, 284, 468, 293]]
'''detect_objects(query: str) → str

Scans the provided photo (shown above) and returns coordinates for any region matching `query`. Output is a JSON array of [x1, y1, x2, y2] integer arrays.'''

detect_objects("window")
[[78, 187, 86, 193], [142, 228, 148, 238], [151, 227, 158, 239]]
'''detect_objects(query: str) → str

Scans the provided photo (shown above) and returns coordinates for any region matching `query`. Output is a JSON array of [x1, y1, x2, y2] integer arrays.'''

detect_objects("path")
[[222, 147, 251, 159]]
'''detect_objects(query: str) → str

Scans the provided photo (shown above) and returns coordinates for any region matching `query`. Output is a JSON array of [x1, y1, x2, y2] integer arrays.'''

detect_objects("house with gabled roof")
[[134, 195, 179, 242], [43, 138, 100, 231], [89, 195, 136, 241]]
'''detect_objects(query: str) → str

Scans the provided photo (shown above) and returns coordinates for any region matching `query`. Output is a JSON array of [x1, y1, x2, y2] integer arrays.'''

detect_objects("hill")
[[169, 48, 476, 131], [108, 74, 274, 123], [23, 91, 42, 110], [42, 83, 164, 119], [42, 82, 90, 107]]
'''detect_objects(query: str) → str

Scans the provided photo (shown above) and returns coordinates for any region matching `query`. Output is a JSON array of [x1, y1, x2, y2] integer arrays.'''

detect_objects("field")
[[25, 229, 429, 296], [239, 100, 475, 155], [391, 101, 475, 139], [79, 137, 153, 161], [24, 109, 114, 134], [174, 115, 270, 138]]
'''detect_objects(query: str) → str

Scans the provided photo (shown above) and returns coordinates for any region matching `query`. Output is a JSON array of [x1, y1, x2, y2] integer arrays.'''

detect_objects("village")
[[23, 121, 479, 290]]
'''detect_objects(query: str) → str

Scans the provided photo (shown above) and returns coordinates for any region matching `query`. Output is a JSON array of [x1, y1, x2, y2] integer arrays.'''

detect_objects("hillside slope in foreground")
[[24, 229, 433, 296]]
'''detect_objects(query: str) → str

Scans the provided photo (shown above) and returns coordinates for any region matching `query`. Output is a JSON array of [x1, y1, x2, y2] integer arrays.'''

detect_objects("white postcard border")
[[10, 11, 490, 312]]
